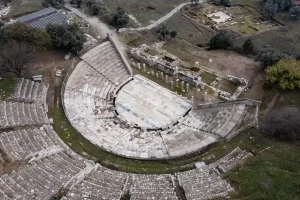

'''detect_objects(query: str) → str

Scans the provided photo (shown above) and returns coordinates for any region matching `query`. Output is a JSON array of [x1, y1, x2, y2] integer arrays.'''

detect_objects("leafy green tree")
[[170, 30, 178, 39], [155, 25, 177, 40], [208, 30, 231, 50], [156, 25, 169, 40], [243, 39, 254, 54], [263, 0, 295, 11], [266, 59, 300, 89], [0, 22, 51, 51], [76, 0, 82, 8], [263, 0, 278, 18], [289, 6, 300, 20], [110, 7, 129, 28], [282, 0, 296, 10], [46, 23, 86, 53], [256, 48, 292, 68], [84, 0, 102, 15], [90, 3, 101, 15]]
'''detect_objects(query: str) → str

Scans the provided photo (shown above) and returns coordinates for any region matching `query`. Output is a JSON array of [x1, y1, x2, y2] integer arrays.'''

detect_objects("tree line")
[[0, 22, 86, 77], [207, 30, 299, 90], [262, 0, 300, 20]]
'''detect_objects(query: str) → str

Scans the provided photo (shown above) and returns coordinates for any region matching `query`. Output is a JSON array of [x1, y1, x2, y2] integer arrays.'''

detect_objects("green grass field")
[[164, 12, 214, 46], [103, 0, 186, 26], [227, 138, 300, 200], [7, 0, 43, 18]]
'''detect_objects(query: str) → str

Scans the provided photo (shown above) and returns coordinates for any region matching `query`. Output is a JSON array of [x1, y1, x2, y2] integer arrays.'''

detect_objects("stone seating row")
[[209, 147, 254, 173], [64, 89, 114, 120], [0, 101, 49, 129], [90, 60, 129, 85], [64, 87, 235, 159], [130, 174, 178, 200], [64, 85, 250, 160], [66, 79, 115, 102], [64, 98, 170, 159], [62, 147, 252, 200], [63, 165, 128, 200], [0, 126, 64, 162], [65, 81, 221, 160], [66, 61, 118, 102], [161, 126, 218, 158], [80, 41, 131, 85], [66, 61, 113, 91], [183, 104, 246, 138], [0, 116, 251, 200], [0, 152, 88, 200], [11, 78, 45, 103], [177, 166, 234, 200]]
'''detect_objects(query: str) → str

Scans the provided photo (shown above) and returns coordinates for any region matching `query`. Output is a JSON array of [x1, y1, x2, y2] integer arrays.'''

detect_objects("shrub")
[[266, 59, 300, 90], [243, 39, 254, 54], [155, 25, 177, 40], [90, 3, 101, 15], [289, 6, 300, 20], [208, 30, 231, 50], [256, 48, 293, 69], [109, 7, 129, 28]]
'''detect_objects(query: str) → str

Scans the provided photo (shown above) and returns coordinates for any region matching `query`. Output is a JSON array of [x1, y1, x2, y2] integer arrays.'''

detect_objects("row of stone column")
[[133, 62, 209, 102]]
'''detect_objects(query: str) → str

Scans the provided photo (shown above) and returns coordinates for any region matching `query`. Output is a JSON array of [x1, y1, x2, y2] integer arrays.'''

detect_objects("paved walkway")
[[119, 0, 206, 32]]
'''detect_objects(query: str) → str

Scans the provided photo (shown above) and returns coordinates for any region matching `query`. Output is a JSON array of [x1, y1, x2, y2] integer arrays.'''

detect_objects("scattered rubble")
[[0, 3, 11, 17]]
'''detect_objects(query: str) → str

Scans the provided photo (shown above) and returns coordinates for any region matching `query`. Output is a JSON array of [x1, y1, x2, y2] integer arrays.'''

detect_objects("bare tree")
[[0, 41, 35, 77], [260, 107, 300, 142]]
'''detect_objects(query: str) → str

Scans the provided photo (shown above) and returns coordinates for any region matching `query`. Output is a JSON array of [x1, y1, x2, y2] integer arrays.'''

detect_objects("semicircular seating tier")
[[0, 78, 254, 200], [63, 40, 260, 160]]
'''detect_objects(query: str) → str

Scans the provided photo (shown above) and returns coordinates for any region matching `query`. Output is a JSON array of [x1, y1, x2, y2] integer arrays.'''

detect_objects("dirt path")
[[65, 4, 126, 52], [119, 0, 206, 32]]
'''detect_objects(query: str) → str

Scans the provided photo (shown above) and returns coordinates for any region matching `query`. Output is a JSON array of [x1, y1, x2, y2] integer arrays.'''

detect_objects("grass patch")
[[238, 19, 258, 35], [200, 72, 216, 84], [7, 0, 43, 18], [205, 86, 215, 95], [103, 0, 187, 26], [0, 77, 15, 100], [226, 136, 300, 200], [164, 12, 214, 45], [216, 79, 238, 94]]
